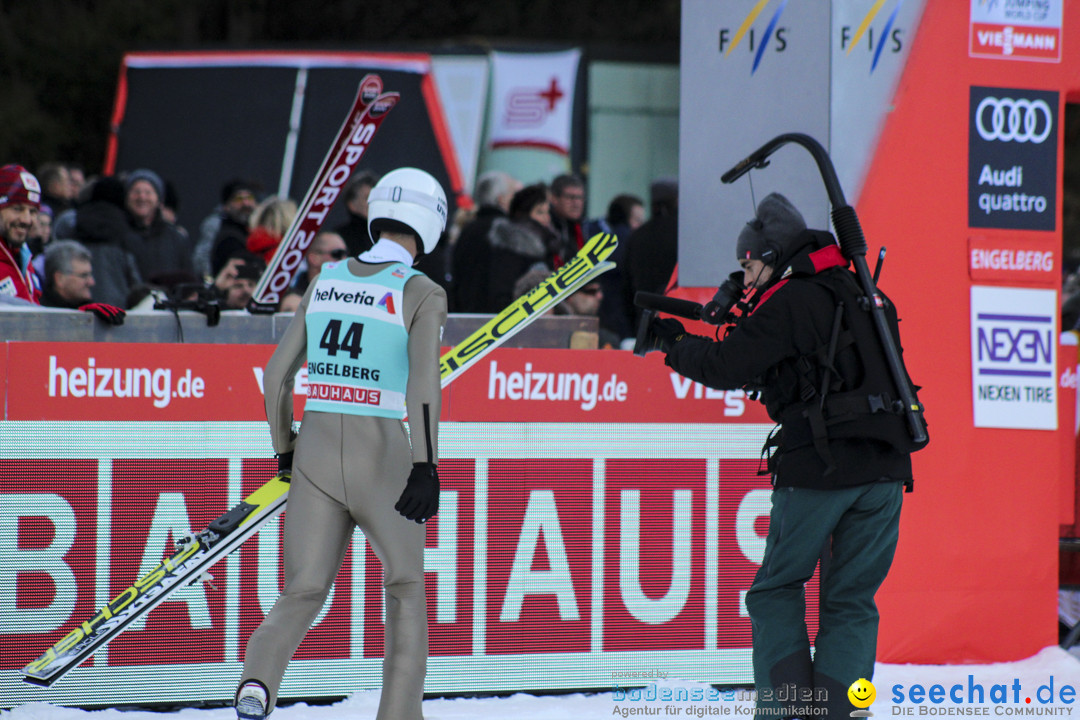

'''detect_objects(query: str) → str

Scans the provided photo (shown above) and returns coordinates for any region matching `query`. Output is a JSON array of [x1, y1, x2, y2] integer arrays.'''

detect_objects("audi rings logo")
[[975, 96, 1053, 144]]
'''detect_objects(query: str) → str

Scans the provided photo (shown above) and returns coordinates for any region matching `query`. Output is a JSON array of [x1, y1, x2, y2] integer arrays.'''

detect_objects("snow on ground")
[[3, 645, 1079, 720]]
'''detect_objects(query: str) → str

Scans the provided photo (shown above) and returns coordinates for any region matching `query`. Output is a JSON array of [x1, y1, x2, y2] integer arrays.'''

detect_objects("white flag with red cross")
[[487, 49, 581, 155]]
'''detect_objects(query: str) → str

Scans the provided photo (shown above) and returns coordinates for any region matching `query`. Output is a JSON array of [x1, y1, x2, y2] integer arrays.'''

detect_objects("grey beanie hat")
[[735, 192, 807, 264], [124, 168, 165, 199]]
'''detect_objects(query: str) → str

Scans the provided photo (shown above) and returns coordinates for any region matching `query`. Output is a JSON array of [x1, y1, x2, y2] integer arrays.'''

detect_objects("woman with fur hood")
[[484, 182, 557, 311]]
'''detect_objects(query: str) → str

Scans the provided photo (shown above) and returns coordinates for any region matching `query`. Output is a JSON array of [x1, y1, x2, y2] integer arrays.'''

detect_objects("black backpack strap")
[[758, 423, 783, 478]]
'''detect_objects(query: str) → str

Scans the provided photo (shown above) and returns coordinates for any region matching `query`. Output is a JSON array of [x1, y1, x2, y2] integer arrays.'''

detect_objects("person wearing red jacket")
[[0, 164, 43, 304]]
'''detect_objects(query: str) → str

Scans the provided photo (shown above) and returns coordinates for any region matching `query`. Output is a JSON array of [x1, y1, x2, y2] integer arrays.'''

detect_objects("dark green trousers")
[[745, 481, 903, 719]]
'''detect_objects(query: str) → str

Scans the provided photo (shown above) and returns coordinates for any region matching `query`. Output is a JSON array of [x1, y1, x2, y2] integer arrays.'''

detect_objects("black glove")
[[395, 462, 440, 523], [649, 316, 686, 353], [275, 451, 293, 482], [79, 303, 126, 325]]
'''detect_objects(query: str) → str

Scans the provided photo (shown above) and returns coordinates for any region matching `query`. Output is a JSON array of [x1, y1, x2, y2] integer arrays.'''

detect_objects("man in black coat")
[[208, 179, 259, 278], [334, 171, 379, 257], [625, 179, 678, 329], [644, 193, 925, 719], [449, 170, 520, 313], [548, 173, 586, 267]]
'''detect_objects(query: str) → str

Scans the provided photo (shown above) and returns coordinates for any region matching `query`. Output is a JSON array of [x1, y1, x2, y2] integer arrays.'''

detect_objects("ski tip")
[[359, 74, 384, 104], [368, 92, 399, 119]]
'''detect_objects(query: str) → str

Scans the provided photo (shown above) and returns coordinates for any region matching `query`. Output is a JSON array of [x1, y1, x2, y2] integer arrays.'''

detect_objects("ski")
[[21, 232, 619, 688], [20, 475, 292, 687], [249, 74, 398, 313], [439, 230, 619, 385]]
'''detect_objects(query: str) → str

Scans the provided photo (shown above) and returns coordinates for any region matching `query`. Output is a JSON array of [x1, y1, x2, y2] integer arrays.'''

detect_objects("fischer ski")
[[248, 74, 398, 313], [439, 230, 619, 385], [20, 475, 292, 687], [21, 232, 619, 688]]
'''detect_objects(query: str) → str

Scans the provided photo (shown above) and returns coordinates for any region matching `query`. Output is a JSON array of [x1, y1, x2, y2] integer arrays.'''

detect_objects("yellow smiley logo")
[[848, 678, 876, 708]]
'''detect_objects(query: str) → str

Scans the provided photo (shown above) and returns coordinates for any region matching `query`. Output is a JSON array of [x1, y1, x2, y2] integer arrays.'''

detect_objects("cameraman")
[[643, 193, 923, 718]]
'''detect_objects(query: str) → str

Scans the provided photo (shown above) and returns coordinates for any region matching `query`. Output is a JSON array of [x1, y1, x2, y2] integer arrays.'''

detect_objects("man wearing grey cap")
[[123, 168, 194, 282], [642, 192, 923, 719]]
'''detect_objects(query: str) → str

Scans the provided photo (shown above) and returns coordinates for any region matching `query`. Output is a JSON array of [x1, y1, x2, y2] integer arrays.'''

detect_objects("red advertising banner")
[[1060, 338, 1078, 529], [968, 236, 1058, 284], [5, 343, 274, 422], [3, 343, 773, 425], [969, 22, 1062, 62], [486, 459, 594, 654], [0, 459, 99, 669], [445, 349, 773, 424], [601, 459, 708, 652], [105, 459, 231, 667]]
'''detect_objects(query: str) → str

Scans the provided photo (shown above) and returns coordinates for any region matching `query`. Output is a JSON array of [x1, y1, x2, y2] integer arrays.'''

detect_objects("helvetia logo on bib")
[[378, 292, 396, 314]]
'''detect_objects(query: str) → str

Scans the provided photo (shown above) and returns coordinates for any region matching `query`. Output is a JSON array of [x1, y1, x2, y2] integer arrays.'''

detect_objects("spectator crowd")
[[1, 161, 679, 348]]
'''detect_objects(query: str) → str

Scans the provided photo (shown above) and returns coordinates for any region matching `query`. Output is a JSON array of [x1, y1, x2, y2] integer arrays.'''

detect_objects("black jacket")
[[72, 201, 144, 308], [664, 239, 917, 490], [334, 211, 372, 257], [485, 217, 552, 312], [625, 214, 678, 328], [451, 205, 505, 313], [210, 216, 250, 278]]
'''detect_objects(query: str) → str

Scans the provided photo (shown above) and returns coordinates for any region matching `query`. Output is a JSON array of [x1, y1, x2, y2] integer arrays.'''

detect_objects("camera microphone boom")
[[634, 292, 704, 321]]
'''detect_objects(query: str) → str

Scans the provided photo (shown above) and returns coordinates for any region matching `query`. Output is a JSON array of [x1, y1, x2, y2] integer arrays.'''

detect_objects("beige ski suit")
[[241, 256, 446, 720]]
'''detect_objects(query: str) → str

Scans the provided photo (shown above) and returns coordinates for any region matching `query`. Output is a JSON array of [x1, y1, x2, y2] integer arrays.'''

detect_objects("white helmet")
[[367, 167, 448, 254]]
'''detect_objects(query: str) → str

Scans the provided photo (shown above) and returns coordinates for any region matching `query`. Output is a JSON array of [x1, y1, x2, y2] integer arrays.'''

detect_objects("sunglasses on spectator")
[[578, 286, 602, 296], [328, 249, 348, 260]]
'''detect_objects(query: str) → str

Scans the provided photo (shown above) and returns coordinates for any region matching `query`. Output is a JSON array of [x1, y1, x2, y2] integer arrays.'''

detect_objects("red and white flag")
[[487, 49, 581, 155]]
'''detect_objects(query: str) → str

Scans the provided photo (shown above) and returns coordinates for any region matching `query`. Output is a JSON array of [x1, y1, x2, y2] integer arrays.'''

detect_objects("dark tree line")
[[0, 0, 678, 173]]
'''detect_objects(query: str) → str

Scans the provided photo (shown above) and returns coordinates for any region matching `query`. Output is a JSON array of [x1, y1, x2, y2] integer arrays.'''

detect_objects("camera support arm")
[[721, 132, 927, 445]]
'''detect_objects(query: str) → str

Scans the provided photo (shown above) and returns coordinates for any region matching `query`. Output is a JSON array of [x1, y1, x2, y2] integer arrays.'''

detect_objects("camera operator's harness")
[[721, 132, 929, 463], [635, 134, 928, 475], [740, 234, 927, 485]]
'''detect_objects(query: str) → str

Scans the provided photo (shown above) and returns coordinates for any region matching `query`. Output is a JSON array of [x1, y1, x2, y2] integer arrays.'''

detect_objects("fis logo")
[[392, 267, 407, 278], [839, 0, 906, 74], [718, 0, 791, 74], [378, 292, 396, 314]]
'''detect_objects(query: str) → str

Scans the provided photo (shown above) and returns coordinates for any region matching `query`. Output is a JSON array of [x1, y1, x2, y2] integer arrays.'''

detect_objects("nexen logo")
[[977, 326, 1052, 364], [975, 312, 1054, 378]]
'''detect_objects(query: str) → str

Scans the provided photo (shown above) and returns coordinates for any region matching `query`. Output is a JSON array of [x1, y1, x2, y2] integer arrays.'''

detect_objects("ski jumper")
[[242, 255, 446, 720]]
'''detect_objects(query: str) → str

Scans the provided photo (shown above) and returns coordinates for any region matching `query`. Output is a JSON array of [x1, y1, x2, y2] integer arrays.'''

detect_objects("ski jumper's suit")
[[241, 253, 446, 720], [664, 241, 920, 719]]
